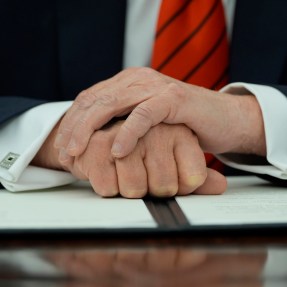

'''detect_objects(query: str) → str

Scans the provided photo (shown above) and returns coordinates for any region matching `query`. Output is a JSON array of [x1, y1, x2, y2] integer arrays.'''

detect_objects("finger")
[[89, 163, 119, 197], [66, 85, 157, 157], [65, 67, 159, 157], [193, 168, 227, 195], [58, 148, 75, 174], [54, 76, 118, 151], [115, 146, 148, 199], [54, 103, 83, 150], [144, 136, 178, 197], [86, 148, 119, 197], [66, 90, 134, 156], [174, 130, 207, 196], [111, 96, 171, 158]]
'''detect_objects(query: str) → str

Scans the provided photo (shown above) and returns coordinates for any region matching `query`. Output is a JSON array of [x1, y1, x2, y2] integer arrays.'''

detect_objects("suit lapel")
[[230, 0, 287, 85], [57, 0, 127, 100]]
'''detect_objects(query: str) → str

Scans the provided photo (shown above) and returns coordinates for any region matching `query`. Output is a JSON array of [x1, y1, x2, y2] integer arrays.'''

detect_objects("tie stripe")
[[152, 0, 220, 71], [154, 0, 227, 86], [156, 0, 193, 37], [151, 0, 229, 172], [182, 28, 228, 83]]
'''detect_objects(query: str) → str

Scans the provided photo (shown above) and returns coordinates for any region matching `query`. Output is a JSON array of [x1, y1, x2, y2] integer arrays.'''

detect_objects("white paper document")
[[0, 181, 156, 229], [176, 176, 287, 225], [1, 176, 287, 230]]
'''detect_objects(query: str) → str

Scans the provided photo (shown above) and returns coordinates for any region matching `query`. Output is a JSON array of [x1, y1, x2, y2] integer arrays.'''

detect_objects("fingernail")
[[111, 142, 122, 157], [59, 148, 69, 163], [54, 134, 63, 148], [67, 138, 77, 151], [187, 175, 205, 188]]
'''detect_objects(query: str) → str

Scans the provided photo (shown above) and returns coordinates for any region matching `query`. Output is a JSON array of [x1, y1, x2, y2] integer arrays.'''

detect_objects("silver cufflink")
[[0, 152, 20, 169]]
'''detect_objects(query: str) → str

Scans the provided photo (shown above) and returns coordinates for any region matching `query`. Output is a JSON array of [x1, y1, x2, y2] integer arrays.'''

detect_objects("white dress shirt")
[[1, 0, 287, 191]]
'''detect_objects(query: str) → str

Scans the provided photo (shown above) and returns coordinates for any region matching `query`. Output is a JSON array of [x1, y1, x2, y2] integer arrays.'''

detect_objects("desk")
[[1, 175, 287, 286]]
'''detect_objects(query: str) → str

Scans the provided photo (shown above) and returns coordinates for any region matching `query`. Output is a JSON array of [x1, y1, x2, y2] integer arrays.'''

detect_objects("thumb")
[[193, 168, 227, 195]]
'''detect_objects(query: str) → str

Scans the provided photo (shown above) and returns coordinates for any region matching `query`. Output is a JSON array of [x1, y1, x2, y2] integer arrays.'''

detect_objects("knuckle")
[[132, 104, 153, 123], [120, 188, 147, 199], [94, 93, 118, 107], [120, 120, 140, 139], [61, 125, 73, 136], [75, 90, 96, 109], [88, 169, 119, 198], [75, 90, 119, 109], [149, 185, 178, 197], [135, 66, 155, 77], [145, 123, 177, 146], [183, 173, 207, 191], [59, 118, 74, 135], [77, 116, 88, 128]]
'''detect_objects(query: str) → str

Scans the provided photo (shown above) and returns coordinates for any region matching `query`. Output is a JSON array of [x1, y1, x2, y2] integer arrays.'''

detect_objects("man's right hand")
[[54, 68, 266, 160], [33, 120, 226, 198]]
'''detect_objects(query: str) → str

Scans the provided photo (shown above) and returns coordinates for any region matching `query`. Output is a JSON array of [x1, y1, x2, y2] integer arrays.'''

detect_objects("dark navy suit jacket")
[[1, 0, 287, 122], [1, 0, 287, 183]]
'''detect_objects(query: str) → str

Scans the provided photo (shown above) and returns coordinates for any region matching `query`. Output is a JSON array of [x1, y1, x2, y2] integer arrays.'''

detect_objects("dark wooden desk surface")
[[1, 234, 287, 287]]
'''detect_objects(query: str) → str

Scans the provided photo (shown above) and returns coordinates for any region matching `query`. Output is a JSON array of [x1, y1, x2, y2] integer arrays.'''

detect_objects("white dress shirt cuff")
[[0, 101, 77, 191], [218, 82, 287, 179]]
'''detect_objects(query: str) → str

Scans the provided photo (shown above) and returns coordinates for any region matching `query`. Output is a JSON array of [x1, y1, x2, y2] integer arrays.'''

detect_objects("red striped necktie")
[[151, 0, 229, 171]]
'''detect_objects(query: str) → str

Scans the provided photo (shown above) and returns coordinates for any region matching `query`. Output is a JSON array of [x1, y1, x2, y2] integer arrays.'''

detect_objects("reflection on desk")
[[0, 245, 286, 287]]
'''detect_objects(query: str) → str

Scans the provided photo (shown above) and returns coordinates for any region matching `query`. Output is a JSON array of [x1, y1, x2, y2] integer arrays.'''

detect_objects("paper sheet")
[[0, 181, 156, 229], [176, 176, 287, 225]]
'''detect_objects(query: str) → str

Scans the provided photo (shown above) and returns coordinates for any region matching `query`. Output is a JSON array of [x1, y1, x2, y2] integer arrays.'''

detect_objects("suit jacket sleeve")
[[271, 85, 287, 97], [0, 96, 47, 126]]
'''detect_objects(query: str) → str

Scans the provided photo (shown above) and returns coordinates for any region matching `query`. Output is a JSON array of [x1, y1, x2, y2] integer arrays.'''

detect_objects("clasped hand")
[[35, 66, 267, 198], [54, 121, 225, 197]]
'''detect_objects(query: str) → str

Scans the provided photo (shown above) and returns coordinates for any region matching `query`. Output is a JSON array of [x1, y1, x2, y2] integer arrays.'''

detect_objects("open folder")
[[1, 176, 287, 236]]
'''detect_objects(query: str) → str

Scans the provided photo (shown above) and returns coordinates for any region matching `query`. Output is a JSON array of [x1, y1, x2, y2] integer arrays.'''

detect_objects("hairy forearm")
[[231, 94, 266, 156], [182, 85, 266, 156]]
